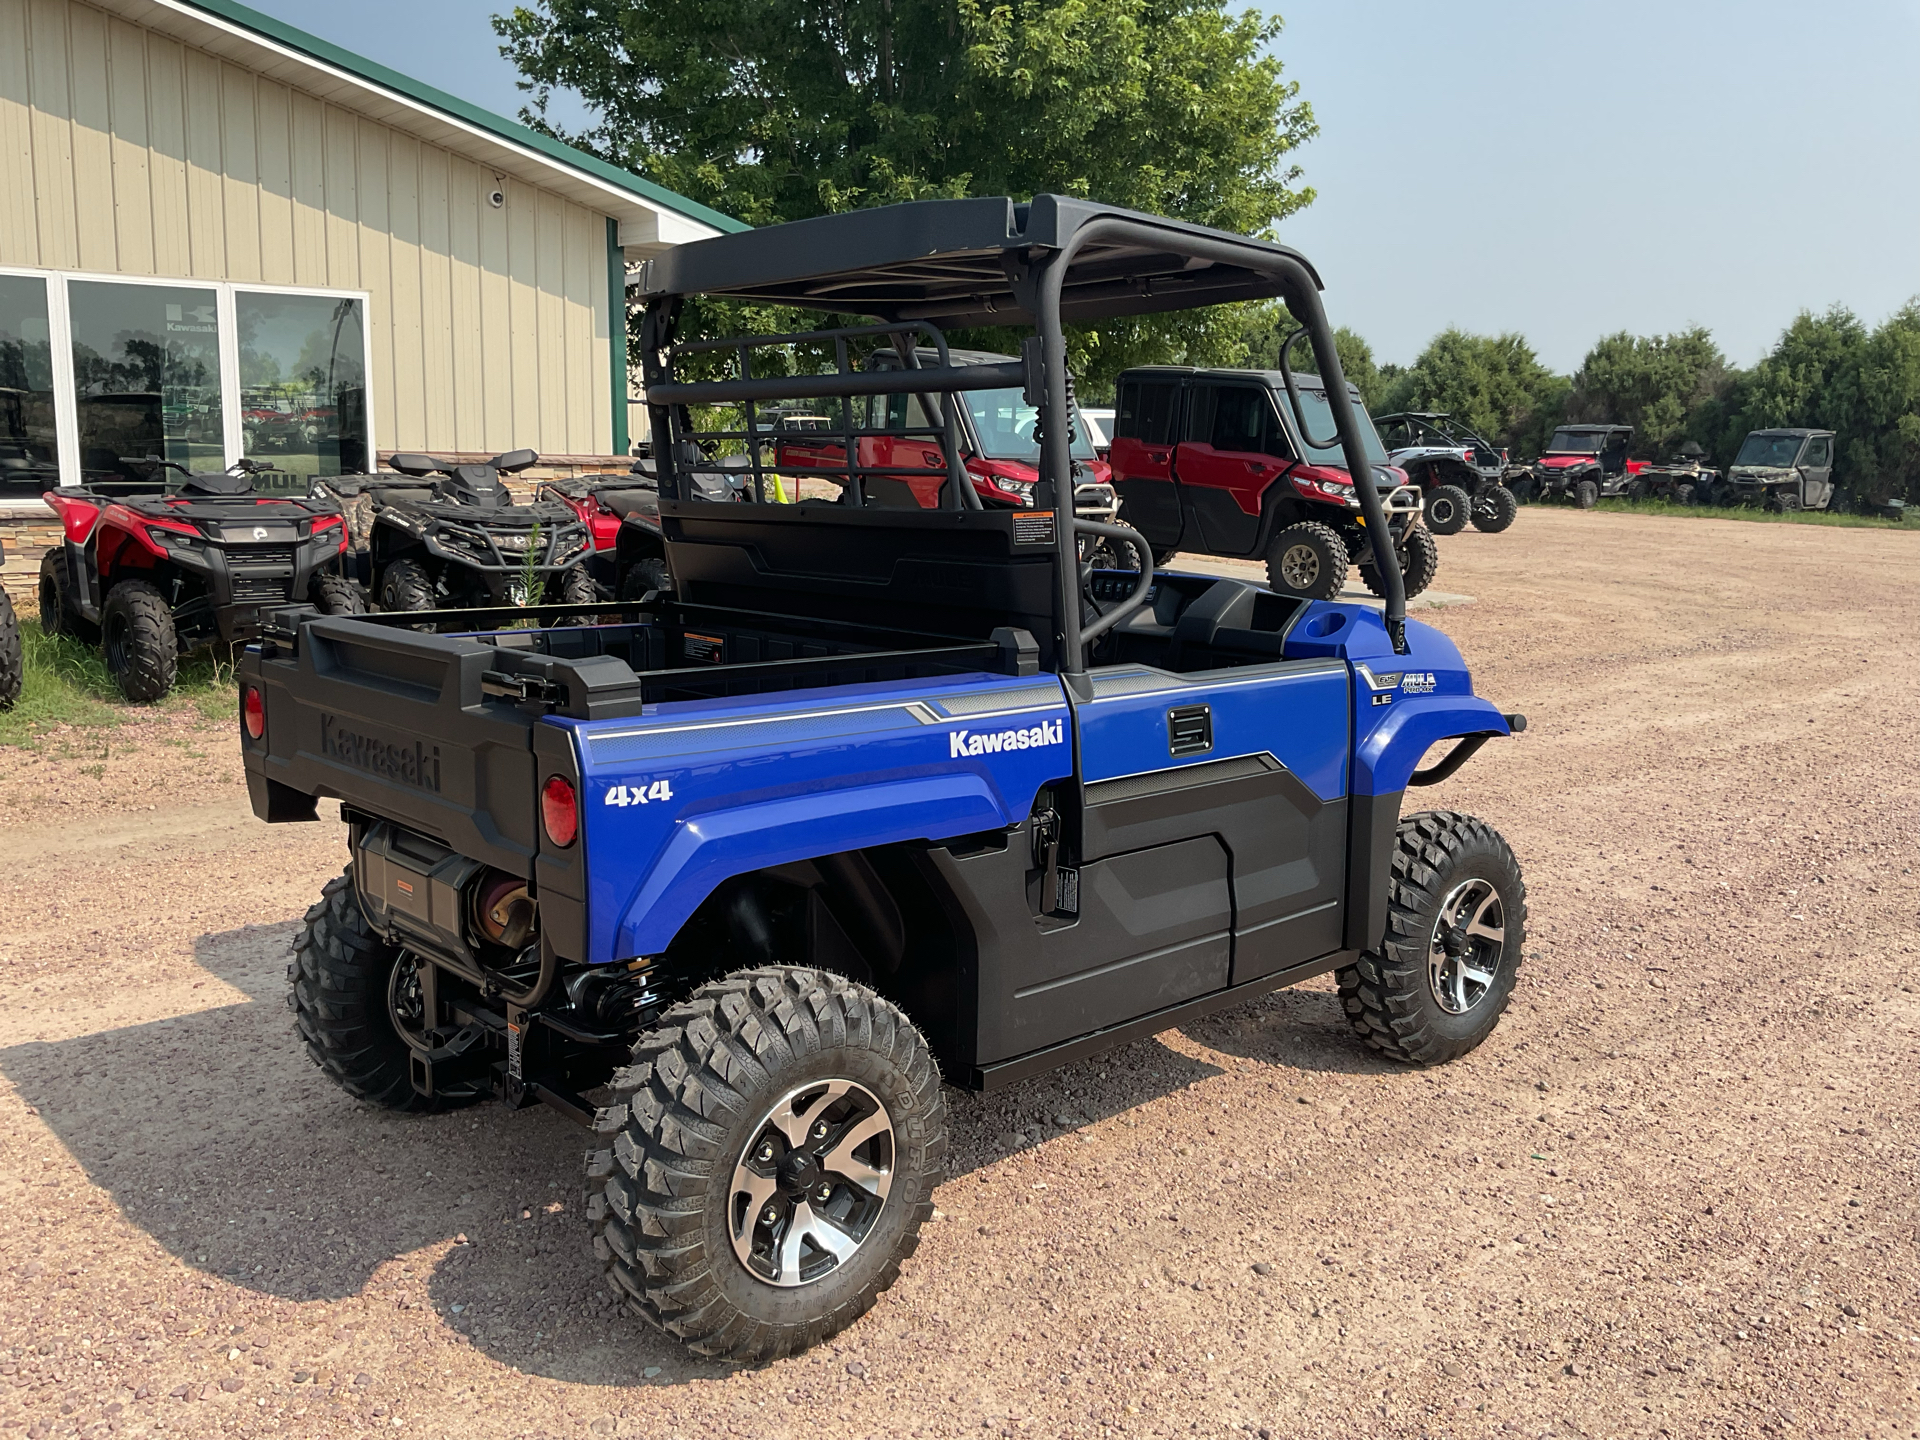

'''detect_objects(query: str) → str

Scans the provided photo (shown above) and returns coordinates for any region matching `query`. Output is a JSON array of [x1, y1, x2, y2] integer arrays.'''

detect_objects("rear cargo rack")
[[270, 601, 1037, 721]]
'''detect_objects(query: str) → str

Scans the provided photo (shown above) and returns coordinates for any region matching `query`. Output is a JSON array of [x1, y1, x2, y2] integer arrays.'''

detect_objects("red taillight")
[[242, 686, 265, 740], [541, 776, 578, 847]]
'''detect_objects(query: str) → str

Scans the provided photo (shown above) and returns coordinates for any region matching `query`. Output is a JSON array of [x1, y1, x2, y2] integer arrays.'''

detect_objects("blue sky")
[[246, 0, 1920, 373]]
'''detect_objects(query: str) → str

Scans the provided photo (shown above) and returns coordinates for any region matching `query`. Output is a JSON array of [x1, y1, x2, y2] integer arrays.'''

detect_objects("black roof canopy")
[[637, 194, 1322, 327]]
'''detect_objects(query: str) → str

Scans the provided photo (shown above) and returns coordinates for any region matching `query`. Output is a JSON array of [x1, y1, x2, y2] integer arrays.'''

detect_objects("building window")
[[0, 266, 372, 501], [236, 291, 370, 478], [68, 279, 227, 486], [0, 273, 60, 498]]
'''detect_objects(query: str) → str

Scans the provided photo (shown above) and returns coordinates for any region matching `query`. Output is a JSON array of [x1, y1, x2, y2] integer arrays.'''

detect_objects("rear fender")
[[612, 774, 1009, 957], [559, 674, 1072, 961]]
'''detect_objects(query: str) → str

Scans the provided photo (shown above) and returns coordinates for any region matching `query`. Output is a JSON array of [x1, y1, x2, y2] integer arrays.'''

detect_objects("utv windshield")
[[964, 387, 1097, 463], [1294, 389, 1389, 468], [1545, 429, 1610, 454], [1733, 433, 1805, 468]]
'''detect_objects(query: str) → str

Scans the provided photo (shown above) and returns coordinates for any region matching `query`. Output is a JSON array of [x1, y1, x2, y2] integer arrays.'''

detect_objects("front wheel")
[[1673, 482, 1695, 506], [1337, 811, 1527, 1066], [377, 558, 437, 628], [1574, 479, 1599, 509], [1424, 484, 1471, 535], [588, 967, 946, 1362], [101, 579, 177, 702], [1265, 521, 1349, 600], [0, 590, 19, 710], [1359, 525, 1438, 600], [310, 571, 367, 616], [1470, 485, 1518, 533]]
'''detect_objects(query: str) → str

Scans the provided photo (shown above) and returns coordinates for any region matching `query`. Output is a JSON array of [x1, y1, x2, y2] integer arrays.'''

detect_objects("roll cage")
[[636, 195, 1409, 672]]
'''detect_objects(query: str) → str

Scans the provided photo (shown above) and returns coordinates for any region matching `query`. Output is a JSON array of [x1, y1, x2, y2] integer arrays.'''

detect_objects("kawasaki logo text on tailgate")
[[949, 720, 1065, 758], [320, 714, 443, 792]]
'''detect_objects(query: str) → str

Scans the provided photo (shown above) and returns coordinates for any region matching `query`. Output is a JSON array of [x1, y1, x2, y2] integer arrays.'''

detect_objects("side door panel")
[[1171, 384, 1289, 557], [1076, 660, 1351, 985], [1110, 378, 1184, 546], [1801, 437, 1833, 509]]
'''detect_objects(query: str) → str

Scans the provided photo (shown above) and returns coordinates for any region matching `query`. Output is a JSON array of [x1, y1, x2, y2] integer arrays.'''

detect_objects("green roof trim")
[[177, 0, 750, 235]]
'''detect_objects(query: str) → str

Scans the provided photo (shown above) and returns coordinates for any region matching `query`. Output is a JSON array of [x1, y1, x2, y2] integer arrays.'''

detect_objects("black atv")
[[40, 457, 362, 701], [319, 450, 596, 622], [1631, 441, 1719, 505]]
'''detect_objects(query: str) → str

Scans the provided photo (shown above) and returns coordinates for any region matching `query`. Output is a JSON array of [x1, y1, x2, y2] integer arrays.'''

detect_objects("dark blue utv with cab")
[[237, 196, 1529, 1364]]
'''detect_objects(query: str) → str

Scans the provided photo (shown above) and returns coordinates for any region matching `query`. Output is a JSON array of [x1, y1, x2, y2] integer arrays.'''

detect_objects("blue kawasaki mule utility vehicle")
[[238, 197, 1530, 1363]]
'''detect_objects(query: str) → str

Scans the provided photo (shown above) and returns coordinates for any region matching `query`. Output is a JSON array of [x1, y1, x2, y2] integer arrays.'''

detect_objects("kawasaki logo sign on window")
[[949, 720, 1065, 758]]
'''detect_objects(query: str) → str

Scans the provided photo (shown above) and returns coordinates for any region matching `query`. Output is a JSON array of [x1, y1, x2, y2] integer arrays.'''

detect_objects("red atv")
[[40, 457, 362, 700], [538, 462, 673, 601], [1519, 424, 1646, 507]]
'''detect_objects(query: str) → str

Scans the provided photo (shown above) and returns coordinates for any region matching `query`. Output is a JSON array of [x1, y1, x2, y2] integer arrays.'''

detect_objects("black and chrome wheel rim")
[[1428, 878, 1506, 1015], [729, 1080, 895, 1288], [1429, 494, 1459, 527], [387, 952, 433, 1049], [1277, 543, 1321, 591]]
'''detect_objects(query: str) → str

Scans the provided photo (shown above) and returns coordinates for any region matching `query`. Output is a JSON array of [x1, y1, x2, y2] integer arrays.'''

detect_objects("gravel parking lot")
[[0, 507, 1914, 1440]]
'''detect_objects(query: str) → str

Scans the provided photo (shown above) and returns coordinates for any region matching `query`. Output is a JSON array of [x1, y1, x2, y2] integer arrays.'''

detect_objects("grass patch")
[[0, 619, 125, 745], [0, 616, 240, 746], [1589, 498, 1913, 530]]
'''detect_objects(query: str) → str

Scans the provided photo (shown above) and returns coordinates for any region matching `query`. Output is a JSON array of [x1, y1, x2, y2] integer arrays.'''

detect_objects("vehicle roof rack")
[[638, 195, 1323, 329]]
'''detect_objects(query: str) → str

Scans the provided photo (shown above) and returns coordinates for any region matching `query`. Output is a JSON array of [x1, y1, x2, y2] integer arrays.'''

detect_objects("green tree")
[[1371, 328, 1568, 457], [1724, 302, 1920, 502], [1565, 327, 1731, 459], [1236, 304, 1382, 407], [495, 0, 1318, 393]]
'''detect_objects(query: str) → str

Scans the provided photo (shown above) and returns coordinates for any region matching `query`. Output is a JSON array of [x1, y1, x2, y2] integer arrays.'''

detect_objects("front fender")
[[1356, 696, 1511, 794]]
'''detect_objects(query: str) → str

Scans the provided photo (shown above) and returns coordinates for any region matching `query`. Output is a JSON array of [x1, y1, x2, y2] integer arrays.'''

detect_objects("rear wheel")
[[1264, 521, 1349, 600], [1424, 484, 1471, 535], [289, 869, 482, 1112], [38, 552, 97, 643], [587, 966, 946, 1361], [619, 555, 672, 601], [310, 571, 366, 616], [1470, 485, 1518, 533], [1337, 810, 1527, 1066], [101, 579, 177, 702], [1673, 482, 1696, 506], [1574, 479, 1599, 509], [0, 590, 20, 710]]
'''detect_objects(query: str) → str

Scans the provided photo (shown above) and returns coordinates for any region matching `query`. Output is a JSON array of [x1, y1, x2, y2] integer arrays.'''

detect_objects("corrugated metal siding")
[[0, 0, 614, 457]]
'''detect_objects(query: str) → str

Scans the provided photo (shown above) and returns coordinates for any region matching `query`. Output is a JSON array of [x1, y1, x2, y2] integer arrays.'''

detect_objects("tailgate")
[[240, 616, 551, 878]]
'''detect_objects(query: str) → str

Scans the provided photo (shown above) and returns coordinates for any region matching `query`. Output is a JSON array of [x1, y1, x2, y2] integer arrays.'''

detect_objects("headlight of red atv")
[[242, 686, 266, 740], [541, 775, 578, 847]]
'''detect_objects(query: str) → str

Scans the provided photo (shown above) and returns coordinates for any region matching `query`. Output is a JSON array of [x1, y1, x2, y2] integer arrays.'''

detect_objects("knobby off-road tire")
[[1673, 482, 1696, 506], [101, 579, 177, 702], [377, 558, 437, 630], [1574, 479, 1599, 510], [619, 556, 672, 602], [310, 571, 367, 616], [288, 869, 479, 1112], [0, 589, 20, 710], [1471, 484, 1518, 533], [1359, 525, 1439, 601], [1424, 484, 1472, 536], [1338, 811, 1527, 1066], [1265, 521, 1349, 600], [39, 552, 98, 643], [587, 966, 947, 1362]]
